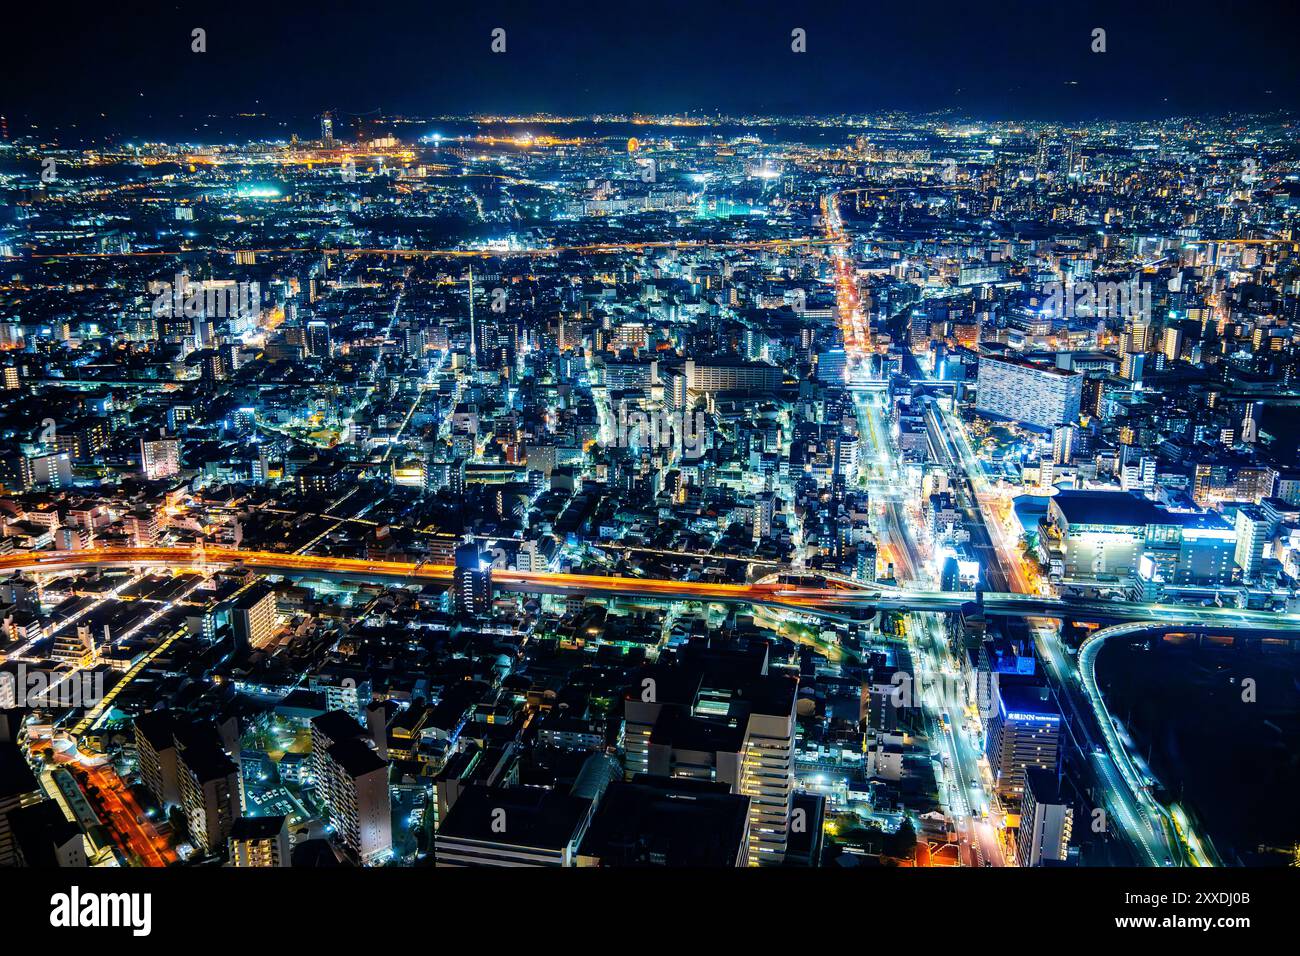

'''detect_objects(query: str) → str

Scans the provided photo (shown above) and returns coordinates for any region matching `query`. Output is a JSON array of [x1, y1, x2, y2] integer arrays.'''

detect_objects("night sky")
[[5, 0, 1299, 134]]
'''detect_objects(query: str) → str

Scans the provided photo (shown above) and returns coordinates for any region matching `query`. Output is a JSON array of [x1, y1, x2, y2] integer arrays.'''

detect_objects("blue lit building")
[[984, 683, 1061, 801]]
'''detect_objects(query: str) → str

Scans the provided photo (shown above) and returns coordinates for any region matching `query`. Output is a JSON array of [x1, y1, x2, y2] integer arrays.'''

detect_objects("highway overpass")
[[6, 547, 1300, 635]]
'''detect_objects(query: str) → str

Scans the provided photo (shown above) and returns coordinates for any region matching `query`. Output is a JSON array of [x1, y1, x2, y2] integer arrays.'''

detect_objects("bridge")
[[6, 547, 1300, 635]]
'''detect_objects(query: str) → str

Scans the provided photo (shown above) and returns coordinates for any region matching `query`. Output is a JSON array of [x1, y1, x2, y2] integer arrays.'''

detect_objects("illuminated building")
[[623, 646, 797, 866], [140, 435, 180, 480], [306, 319, 333, 358], [670, 357, 783, 407], [229, 815, 291, 867], [1040, 490, 1235, 588], [1233, 505, 1273, 581], [975, 355, 1082, 429], [230, 584, 279, 652], [1016, 769, 1073, 866], [310, 711, 392, 865], [1193, 461, 1277, 506], [176, 729, 241, 855], [19, 451, 72, 490], [453, 542, 492, 616], [984, 683, 1061, 800], [134, 711, 181, 808]]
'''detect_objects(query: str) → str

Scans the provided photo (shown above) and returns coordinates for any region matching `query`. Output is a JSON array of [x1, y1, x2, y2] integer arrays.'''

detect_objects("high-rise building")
[[134, 711, 181, 808], [320, 738, 392, 865], [623, 641, 798, 865], [815, 348, 847, 384], [176, 728, 241, 855], [1162, 326, 1183, 363], [984, 683, 1061, 800], [19, 452, 72, 490], [230, 584, 279, 652], [1233, 505, 1273, 581], [975, 355, 1082, 430], [140, 435, 180, 480], [306, 319, 333, 358], [1016, 769, 1073, 866], [752, 492, 776, 543], [453, 542, 492, 616], [310, 711, 392, 865]]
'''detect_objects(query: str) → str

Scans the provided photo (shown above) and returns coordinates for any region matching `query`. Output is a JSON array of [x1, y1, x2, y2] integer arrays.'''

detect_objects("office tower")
[[230, 584, 278, 652], [453, 542, 492, 616], [176, 727, 241, 855], [140, 434, 181, 480], [435, 784, 594, 867], [815, 347, 847, 384], [229, 815, 291, 867], [1016, 769, 1073, 866], [975, 356, 1082, 429], [310, 711, 392, 865], [984, 683, 1061, 800], [320, 111, 334, 145], [1233, 505, 1273, 581]]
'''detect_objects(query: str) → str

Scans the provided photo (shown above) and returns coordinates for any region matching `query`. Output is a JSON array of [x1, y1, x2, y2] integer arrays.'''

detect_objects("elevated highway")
[[6, 547, 1300, 636]]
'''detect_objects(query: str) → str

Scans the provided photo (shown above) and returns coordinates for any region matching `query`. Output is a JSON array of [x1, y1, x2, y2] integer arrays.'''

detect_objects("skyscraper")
[[453, 542, 492, 616]]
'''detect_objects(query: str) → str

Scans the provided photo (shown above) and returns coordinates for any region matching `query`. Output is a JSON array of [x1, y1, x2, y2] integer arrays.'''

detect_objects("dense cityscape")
[[1, 107, 1297, 878]]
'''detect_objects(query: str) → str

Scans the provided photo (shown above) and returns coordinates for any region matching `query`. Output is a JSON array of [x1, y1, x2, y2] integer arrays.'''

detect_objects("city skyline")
[[0, 3, 1294, 938]]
